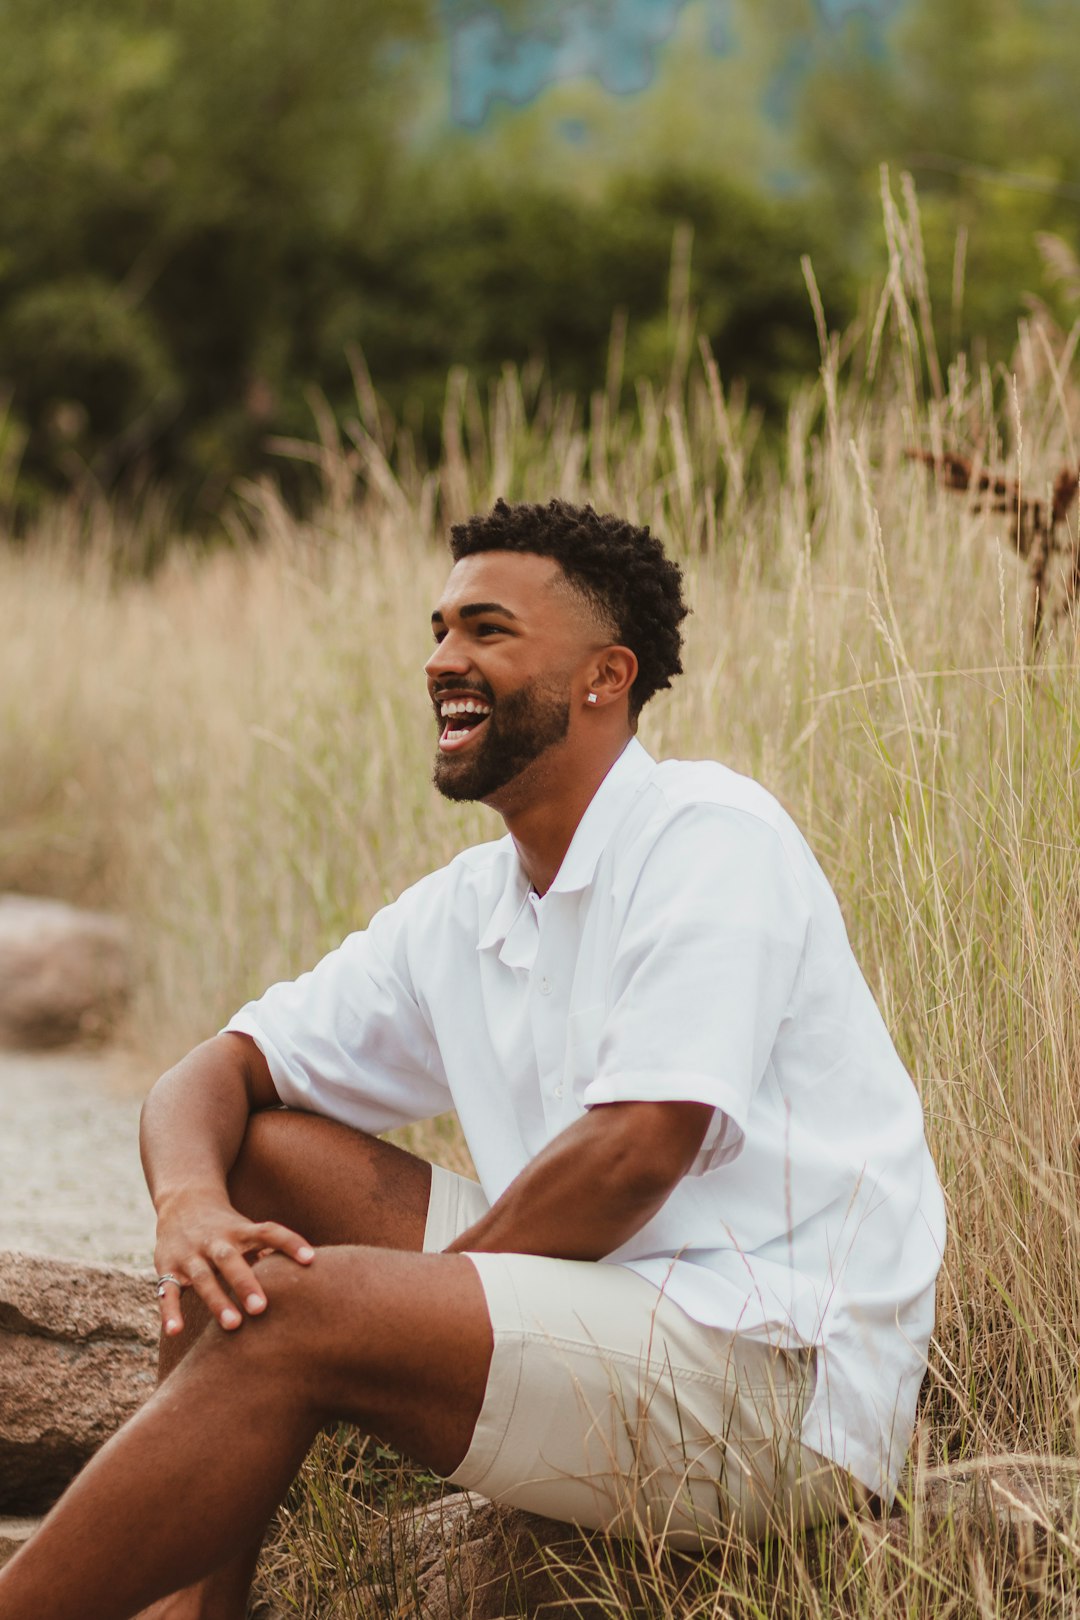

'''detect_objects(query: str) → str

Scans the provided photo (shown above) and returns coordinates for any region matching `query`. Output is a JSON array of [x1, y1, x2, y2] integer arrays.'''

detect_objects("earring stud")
[[586, 693, 598, 705]]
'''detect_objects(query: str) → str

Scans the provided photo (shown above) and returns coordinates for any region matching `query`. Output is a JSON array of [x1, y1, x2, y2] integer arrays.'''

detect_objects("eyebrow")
[[430, 601, 522, 625]]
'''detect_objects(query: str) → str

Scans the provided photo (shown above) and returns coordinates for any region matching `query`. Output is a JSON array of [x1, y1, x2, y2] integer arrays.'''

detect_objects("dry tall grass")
[[3, 178, 1079, 1612]]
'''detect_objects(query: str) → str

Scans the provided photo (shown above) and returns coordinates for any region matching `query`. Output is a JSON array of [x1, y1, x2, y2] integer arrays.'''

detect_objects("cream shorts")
[[423, 1165, 862, 1547]]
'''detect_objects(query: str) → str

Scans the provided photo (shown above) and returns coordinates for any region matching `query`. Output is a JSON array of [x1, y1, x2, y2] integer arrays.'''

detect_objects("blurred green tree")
[[0, 0, 846, 526], [16, 0, 1047, 524], [796, 0, 1080, 357], [0, 0, 432, 515], [294, 159, 847, 450]]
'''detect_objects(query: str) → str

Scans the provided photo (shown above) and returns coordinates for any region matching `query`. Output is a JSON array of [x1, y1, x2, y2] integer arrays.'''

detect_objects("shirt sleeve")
[[581, 804, 811, 1172], [223, 876, 452, 1133]]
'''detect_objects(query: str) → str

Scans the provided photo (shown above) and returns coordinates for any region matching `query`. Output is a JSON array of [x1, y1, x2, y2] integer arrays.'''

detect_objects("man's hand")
[[153, 1186, 315, 1337], [140, 1032, 315, 1336]]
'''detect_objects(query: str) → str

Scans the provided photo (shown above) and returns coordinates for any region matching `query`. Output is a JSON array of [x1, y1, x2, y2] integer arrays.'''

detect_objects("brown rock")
[[0, 894, 129, 1049], [0, 1250, 158, 1513]]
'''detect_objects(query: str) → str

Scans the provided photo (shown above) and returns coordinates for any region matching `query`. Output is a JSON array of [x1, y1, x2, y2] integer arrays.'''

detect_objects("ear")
[[582, 645, 638, 710]]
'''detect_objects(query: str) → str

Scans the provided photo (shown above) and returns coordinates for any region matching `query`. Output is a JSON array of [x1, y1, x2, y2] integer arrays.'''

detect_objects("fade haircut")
[[449, 498, 689, 717]]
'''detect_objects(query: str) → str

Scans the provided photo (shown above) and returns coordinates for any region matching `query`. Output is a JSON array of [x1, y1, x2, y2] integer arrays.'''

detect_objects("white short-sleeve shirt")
[[226, 739, 946, 1499]]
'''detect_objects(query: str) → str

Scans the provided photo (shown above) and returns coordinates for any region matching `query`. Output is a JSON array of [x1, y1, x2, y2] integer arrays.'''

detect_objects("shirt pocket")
[[563, 1002, 607, 1101]]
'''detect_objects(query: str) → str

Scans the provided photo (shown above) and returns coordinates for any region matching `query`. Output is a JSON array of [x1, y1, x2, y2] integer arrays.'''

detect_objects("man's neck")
[[490, 734, 632, 896]]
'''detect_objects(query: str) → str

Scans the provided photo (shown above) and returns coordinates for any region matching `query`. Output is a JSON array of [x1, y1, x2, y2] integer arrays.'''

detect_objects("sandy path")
[[0, 1051, 155, 1267]]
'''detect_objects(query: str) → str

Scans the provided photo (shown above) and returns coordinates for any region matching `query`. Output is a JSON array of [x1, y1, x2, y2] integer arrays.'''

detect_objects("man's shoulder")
[[622, 755, 818, 902], [365, 835, 518, 959], [645, 756, 791, 836], [404, 833, 515, 895], [446, 833, 518, 879]]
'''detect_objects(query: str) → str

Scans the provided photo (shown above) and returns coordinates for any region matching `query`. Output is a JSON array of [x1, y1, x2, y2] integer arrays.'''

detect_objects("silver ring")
[[155, 1274, 183, 1299]]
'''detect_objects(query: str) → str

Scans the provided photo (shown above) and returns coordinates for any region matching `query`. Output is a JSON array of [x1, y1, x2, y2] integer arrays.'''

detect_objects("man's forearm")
[[444, 1100, 711, 1262], [139, 1033, 266, 1214], [140, 1032, 313, 1337]]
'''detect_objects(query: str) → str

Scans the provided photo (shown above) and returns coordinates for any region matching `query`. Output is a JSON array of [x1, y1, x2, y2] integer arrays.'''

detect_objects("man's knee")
[[213, 1252, 331, 1367], [188, 1253, 330, 1414], [235, 1249, 375, 1403], [241, 1248, 409, 1370], [250, 1250, 319, 1319]]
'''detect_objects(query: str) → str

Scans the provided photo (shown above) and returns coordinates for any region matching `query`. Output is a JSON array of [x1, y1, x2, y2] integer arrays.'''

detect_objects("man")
[[0, 499, 945, 1620]]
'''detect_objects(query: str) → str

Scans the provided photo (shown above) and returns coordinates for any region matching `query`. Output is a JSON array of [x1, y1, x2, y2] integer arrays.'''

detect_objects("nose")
[[424, 628, 472, 684]]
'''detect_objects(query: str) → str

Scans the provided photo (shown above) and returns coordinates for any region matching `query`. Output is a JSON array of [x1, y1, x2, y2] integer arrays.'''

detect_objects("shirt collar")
[[547, 736, 655, 894], [476, 863, 533, 955], [477, 737, 655, 953]]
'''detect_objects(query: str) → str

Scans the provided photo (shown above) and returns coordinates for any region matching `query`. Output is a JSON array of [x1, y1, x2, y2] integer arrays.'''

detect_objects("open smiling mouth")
[[437, 697, 493, 753]]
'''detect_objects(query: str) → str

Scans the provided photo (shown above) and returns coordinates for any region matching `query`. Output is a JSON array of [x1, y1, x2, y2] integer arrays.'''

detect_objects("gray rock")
[[916, 1466, 1080, 1540], [0, 1250, 158, 1513], [370, 1492, 595, 1619], [0, 894, 129, 1049], [872, 1466, 1080, 1594], [0, 1517, 40, 1570], [371, 1469, 1080, 1617]]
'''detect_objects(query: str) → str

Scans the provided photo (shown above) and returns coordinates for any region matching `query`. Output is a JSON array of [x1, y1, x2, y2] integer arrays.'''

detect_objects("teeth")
[[439, 699, 492, 718]]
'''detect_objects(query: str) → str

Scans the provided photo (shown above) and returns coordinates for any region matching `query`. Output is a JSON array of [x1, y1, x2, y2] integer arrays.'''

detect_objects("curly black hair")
[[449, 498, 689, 717]]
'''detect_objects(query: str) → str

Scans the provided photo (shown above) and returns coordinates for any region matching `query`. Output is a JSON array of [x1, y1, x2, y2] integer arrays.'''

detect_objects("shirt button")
[[553, 1084, 564, 1098], [538, 975, 553, 995]]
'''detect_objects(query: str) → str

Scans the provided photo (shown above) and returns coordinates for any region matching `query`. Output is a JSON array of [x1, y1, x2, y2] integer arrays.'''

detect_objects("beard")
[[432, 675, 572, 803]]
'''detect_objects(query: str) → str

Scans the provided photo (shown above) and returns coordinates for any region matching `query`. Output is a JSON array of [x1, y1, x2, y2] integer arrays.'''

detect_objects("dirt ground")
[[0, 1050, 155, 1267]]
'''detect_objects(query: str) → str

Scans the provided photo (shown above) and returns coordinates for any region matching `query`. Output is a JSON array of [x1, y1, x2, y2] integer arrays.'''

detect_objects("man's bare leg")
[[0, 1238, 492, 1620], [66, 1110, 436, 1620]]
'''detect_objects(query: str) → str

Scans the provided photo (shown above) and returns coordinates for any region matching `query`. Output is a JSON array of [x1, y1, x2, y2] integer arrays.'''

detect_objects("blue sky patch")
[[442, 0, 904, 128]]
